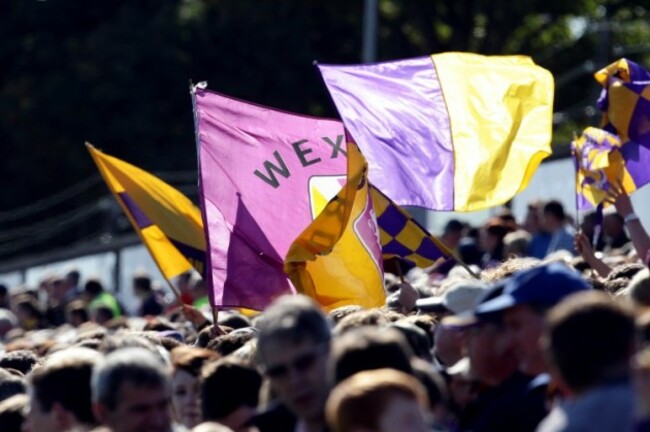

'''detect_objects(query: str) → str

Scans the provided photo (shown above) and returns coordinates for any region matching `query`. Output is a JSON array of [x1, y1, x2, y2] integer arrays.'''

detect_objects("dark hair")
[[30, 348, 101, 424], [66, 270, 81, 285], [543, 200, 566, 221], [143, 317, 176, 333], [218, 313, 252, 330], [201, 359, 262, 421], [0, 350, 41, 375], [330, 327, 414, 385], [333, 310, 388, 336], [410, 358, 448, 410], [0, 285, 7, 296], [0, 394, 27, 432], [133, 275, 152, 292], [207, 328, 256, 357], [92, 348, 170, 410], [389, 322, 432, 362], [543, 291, 635, 393], [257, 295, 331, 362], [607, 263, 646, 282], [328, 306, 365, 324], [0, 369, 25, 403], [84, 280, 104, 296]]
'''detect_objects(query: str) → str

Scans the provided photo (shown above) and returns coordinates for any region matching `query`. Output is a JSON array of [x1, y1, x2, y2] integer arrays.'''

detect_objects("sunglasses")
[[264, 346, 327, 379]]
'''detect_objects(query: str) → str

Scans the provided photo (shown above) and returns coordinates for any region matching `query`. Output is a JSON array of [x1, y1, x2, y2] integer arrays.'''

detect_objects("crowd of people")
[[1, 187, 650, 432]]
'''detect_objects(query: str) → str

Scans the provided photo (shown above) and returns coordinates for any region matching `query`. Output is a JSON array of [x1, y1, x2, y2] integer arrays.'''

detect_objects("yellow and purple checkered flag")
[[595, 58, 650, 145], [371, 186, 452, 268]]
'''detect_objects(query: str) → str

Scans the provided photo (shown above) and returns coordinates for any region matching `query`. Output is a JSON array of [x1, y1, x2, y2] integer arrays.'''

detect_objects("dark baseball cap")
[[475, 263, 590, 317]]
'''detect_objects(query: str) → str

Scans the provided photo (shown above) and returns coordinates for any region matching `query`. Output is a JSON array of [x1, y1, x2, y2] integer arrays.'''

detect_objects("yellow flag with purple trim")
[[285, 139, 385, 312], [87, 144, 206, 280]]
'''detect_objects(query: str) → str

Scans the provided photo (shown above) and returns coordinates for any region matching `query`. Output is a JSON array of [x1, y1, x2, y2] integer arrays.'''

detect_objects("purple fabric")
[[621, 139, 650, 189], [195, 89, 347, 310], [118, 192, 153, 229], [318, 57, 455, 210]]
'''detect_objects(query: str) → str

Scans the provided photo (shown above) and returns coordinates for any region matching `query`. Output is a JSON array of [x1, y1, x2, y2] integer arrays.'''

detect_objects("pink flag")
[[195, 88, 347, 310]]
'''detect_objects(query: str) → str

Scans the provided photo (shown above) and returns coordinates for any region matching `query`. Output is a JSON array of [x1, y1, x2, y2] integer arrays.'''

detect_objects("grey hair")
[[256, 295, 331, 362], [91, 348, 170, 410]]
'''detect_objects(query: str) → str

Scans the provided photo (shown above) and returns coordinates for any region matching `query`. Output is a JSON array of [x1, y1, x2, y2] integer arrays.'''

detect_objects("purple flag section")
[[318, 57, 455, 210], [195, 89, 347, 310]]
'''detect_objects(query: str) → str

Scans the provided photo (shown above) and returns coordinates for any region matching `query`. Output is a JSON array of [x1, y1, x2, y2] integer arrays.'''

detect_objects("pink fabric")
[[195, 89, 346, 309]]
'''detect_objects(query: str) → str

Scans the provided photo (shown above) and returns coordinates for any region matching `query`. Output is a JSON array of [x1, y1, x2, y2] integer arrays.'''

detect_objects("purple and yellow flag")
[[87, 144, 206, 280], [319, 53, 553, 211], [285, 139, 385, 311], [318, 53, 554, 211], [595, 58, 650, 145], [573, 128, 625, 210]]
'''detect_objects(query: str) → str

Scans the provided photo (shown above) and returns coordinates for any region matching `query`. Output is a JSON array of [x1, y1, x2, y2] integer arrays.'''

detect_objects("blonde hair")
[[326, 368, 428, 432]]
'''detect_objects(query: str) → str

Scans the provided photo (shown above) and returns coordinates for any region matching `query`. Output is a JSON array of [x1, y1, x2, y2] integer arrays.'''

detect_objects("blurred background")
[[1, 0, 650, 301]]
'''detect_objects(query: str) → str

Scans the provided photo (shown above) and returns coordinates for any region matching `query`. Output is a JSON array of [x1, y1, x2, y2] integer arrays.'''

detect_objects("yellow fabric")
[[284, 143, 385, 312], [87, 143, 204, 279], [431, 53, 554, 211]]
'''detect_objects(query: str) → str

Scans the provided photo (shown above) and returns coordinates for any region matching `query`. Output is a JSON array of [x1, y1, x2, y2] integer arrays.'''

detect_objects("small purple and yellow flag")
[[595, 58, 650, 145], [87, 144, 206, 280]]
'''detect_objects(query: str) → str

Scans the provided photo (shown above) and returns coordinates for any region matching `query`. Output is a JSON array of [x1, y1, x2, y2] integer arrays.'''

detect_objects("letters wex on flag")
[[194, 89, 348, 310], [285, 138, 385, 311], [87, 143, 206, 280], [318, 53, 554, 211]]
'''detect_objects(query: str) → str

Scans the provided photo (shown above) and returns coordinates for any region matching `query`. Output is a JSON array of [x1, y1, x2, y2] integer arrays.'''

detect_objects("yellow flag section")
[[285, 143, 385, 312], [433, 53, 554, 211], [87, 143, 206, 280]]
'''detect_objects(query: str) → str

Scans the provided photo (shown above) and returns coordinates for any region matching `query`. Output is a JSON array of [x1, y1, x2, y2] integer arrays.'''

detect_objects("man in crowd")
[[542, 201, 576, 256], [24, 347, 102, 432], [538, 291, 636, 431], [92, 347, 173, 432], [254, 295, 332, 432]]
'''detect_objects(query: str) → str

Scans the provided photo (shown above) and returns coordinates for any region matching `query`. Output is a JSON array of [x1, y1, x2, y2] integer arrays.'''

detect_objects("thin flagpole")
[[189, 80, 220, 324]]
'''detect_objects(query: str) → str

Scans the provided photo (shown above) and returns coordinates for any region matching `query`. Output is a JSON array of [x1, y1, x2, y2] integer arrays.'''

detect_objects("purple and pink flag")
[[194, 88, 348, 310]]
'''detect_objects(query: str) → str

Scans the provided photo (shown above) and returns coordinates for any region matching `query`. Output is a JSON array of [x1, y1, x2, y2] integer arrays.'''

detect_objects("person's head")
[[201, 358, 262, 430], [92, 348, 172, 432], [479, 219, 510, 256], [256, 295, 331, 423], [65, 270, 80, 289], [65, 300, 89, 327], [48, 276, 68, 303], [525, 201, 544, 233], [207, 328, 257, 357], [218, 312, 252, 330], [389, 322, 432, 363], [24, 348, 102, 432], [0, 368, 25, 403], [330, 327, 414, 386], [0, 284, 8, 308], [603, 212, 625, 239], [410, 359, 448, 426], [0, 394, 28, 432], [0, 309, 17, 340], [475, 263, 590, 376], [503, 230, 531, 258], [333, 310, 388, 336], [11, 296, 42, 331], [417, 279, 488, 367], [133, 274, 153, 299], [441, 219, 465, 250], [170, 346, 219, 429], [84, 279, 104, 298], [542, 200, 566, 232], [326, 368, 429, 432], [622, 268, 650, 308], [328, 306, 365, 325], [0, 350, 41, 375], [542, 291, 635, 395]]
